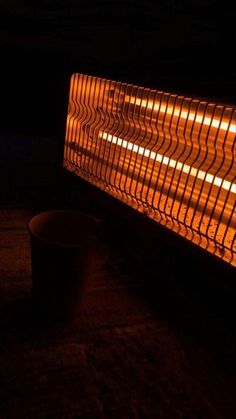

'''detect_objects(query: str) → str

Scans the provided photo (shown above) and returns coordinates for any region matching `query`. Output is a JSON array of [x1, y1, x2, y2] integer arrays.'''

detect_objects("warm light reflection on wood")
[[64, 73, 236, 266]]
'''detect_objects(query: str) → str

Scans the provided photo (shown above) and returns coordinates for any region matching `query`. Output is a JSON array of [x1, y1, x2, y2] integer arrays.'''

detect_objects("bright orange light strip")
[[127, 96, 236, 134], [100, 132, 236, 194]]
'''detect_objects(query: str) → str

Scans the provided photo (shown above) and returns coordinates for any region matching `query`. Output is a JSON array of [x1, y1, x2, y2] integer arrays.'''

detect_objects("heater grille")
[[64, 73, 236, 266]]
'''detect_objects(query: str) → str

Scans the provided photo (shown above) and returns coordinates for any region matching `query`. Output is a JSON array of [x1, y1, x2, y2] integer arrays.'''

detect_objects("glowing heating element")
[[64, 73, 236, 266]]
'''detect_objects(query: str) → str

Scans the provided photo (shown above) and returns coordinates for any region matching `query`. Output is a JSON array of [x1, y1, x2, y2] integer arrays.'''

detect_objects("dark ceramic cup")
[[29, 210, 99, 321]]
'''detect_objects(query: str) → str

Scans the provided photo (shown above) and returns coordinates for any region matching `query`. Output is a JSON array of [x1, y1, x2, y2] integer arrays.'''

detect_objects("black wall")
[[1, 1, 235, 139]]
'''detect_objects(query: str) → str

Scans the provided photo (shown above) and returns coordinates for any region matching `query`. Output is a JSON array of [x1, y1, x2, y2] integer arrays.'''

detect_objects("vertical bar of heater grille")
[[103, 80, 122, 192], [117, 84, 137, 201], [155, 94, 178, 223], [123, 86, 145, 203], [145, 91, 165, 214], [168, 97, 193, 228], [139, 89, 158, 206], [74, 74, 89, 170], [211, 109, 236, 256], [80, 75, 95, 177], [95, 78, 113, 186], [151, 93, 174, 214], [85, 76, 100, 178], [191, 105, 223, 243], [183, 103, 216, 235], [175, 100, 202, 224], [133, 87, 152, 202], [106, 82, 126, 196], [129, 87, 146, 203], [162, 95, 186, 216], [111, 83, 132, 201], [90, 77, 106, 183], [65, 73, 78, 165]]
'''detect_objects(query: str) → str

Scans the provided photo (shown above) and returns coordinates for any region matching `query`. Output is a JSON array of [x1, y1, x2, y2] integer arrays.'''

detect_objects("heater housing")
[[64, 73, 236, 267]]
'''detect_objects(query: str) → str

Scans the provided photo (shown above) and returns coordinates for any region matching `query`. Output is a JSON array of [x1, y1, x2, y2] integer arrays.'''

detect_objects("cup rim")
[[28, 209, 99, 248]]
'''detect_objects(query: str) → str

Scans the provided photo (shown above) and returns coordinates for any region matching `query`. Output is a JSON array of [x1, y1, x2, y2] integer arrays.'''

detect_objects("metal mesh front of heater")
[[64, 73, 236, 266]]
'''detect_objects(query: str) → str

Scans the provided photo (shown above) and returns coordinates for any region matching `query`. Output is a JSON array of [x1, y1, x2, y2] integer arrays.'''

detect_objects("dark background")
[[1, 0, 235, 143]]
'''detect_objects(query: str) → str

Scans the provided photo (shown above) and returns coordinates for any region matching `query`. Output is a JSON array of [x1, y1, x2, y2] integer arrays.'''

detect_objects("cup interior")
[[29, 210, 98, 247]]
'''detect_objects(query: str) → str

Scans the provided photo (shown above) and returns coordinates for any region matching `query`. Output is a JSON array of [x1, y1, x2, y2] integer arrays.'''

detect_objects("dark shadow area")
[[60, 171, 236, 364], [1, 1, 235, 141]]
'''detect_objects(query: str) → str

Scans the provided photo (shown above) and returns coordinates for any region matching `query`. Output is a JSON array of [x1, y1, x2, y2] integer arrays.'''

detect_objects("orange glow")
[[64, 73, 236, 266], [100, 131, 236, 194], [127, 96, 236, 134]]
